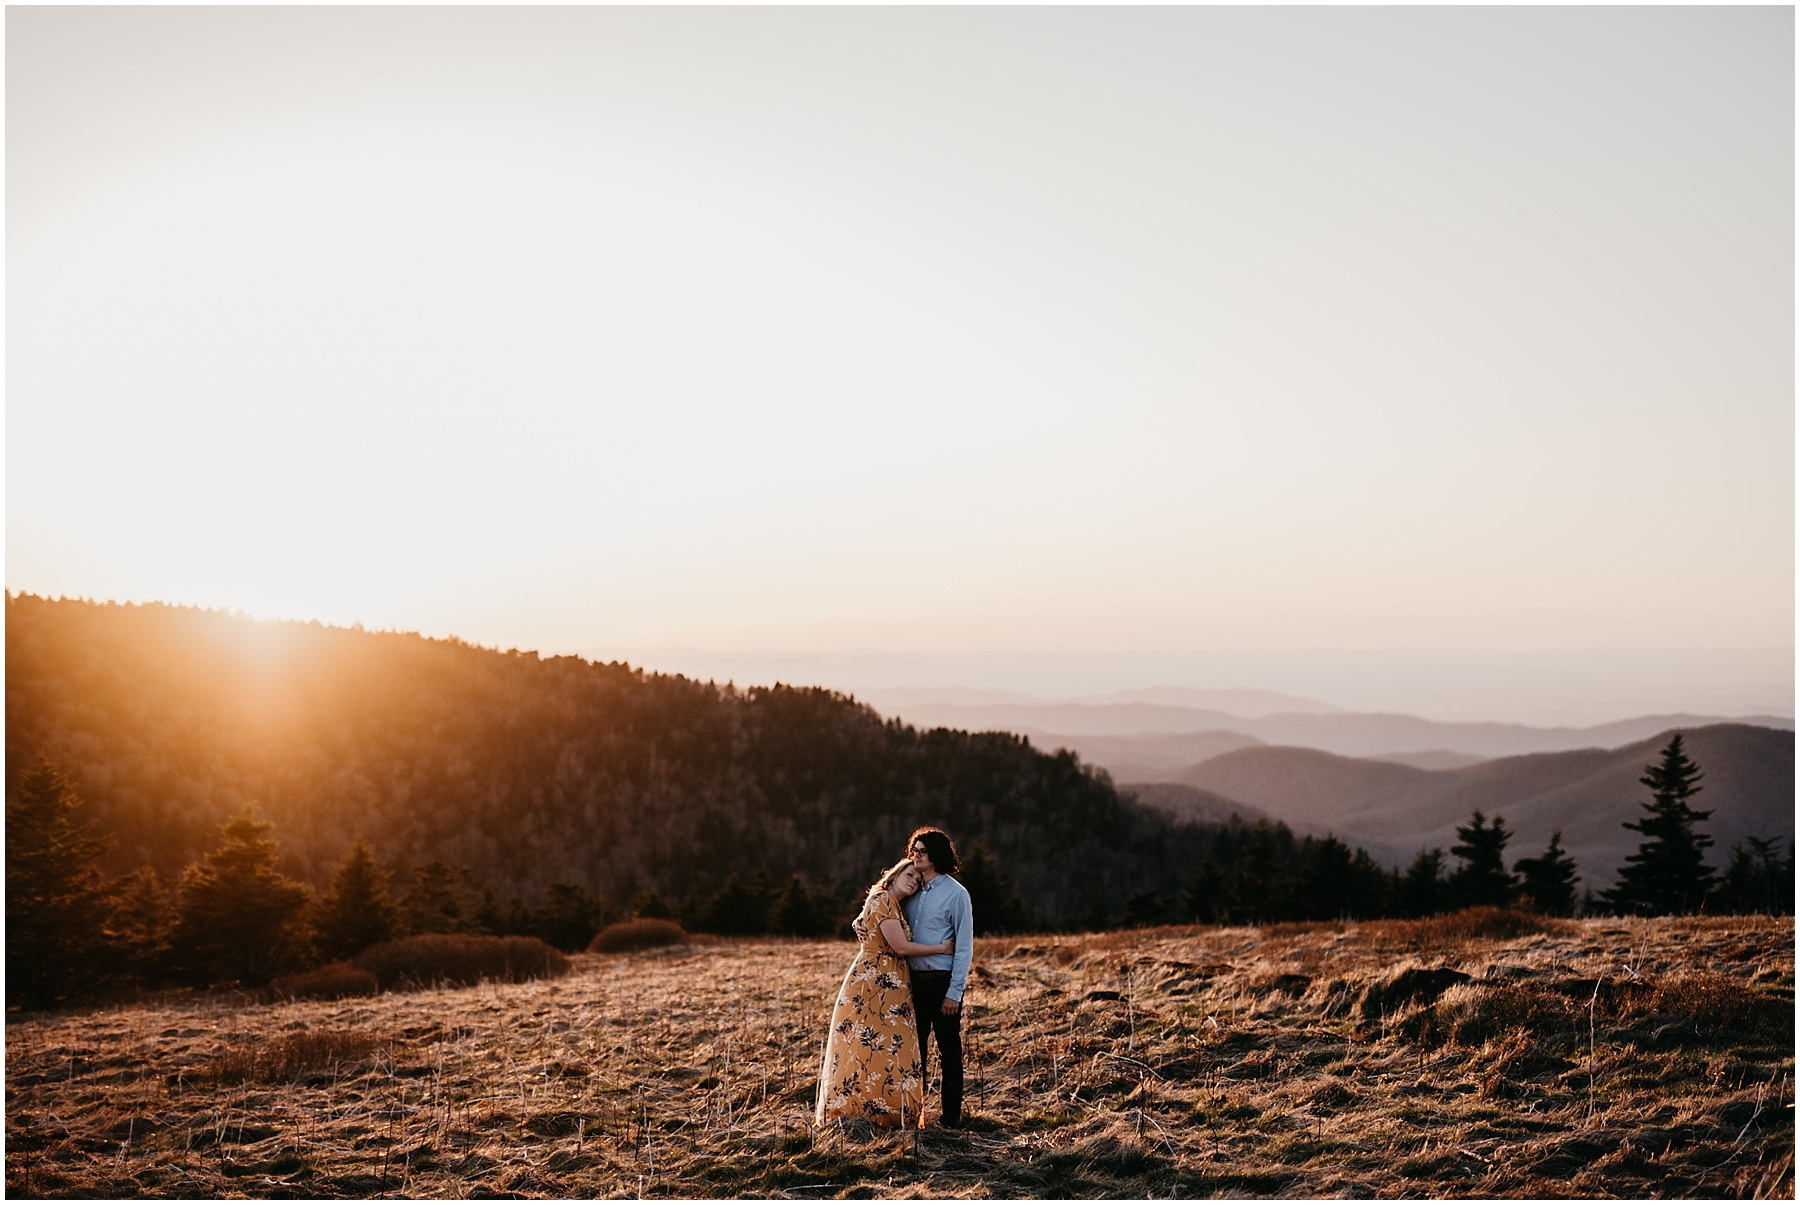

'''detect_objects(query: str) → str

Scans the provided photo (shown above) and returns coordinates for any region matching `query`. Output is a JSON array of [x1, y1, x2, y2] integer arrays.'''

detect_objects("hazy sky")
[[8, 8, 1793, 716]]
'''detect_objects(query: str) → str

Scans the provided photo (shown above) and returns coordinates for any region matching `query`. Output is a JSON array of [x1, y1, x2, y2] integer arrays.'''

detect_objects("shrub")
[[353, 934, 570, 990], [590, 918, 688, 953], [268, 962, 379, 1001], [1366, 906, 1572, 949], [205, 1029, 383, 1084]]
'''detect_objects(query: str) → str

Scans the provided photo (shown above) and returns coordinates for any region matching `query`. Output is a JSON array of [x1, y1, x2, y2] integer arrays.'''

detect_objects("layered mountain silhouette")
[[1133, 724, 1792, 886], [877, 700, 1791, 758]]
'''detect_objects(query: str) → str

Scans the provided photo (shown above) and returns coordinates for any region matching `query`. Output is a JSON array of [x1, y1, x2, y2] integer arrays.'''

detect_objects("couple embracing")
[[815, 827, 974, 1130]]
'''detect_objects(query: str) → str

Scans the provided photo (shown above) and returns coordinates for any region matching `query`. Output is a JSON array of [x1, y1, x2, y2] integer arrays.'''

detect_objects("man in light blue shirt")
[[900, 827, 974, 1127]]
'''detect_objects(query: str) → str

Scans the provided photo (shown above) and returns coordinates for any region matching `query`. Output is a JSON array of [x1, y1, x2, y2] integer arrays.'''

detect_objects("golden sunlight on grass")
[[5, 915, 1792, 1198]]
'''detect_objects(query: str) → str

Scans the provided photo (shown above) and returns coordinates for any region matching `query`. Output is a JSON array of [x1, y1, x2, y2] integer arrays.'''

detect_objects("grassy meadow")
[[5, 912, 1792, 1199]]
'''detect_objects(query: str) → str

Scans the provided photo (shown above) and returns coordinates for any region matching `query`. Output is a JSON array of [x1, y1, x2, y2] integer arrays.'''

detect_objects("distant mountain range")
[[1124, 724, 1792, 888], [862, 685, 1342, 716], [872, 699, 1793, 759]]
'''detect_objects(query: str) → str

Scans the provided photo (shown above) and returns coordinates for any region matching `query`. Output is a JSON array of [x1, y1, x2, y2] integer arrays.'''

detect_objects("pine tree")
[[170, 804, 311, 986], [1514, 831, 1580, 916], [956, 842, 1034, 935], [111, 867, 177, 984], [1396, 849, 1447, 917], [767, 875, 841, 937], [1181, 853, 1235, 924], [536, 883, 604, 951], [1603, 734, 1716, 916], [399, 862, 475, 935], [1297, 835, 1357, 920], [6, 757, 120, 1008], [313, 838, 400, 961], [693, 873, 776, 935], [1713, 837, 1794, 916], [1449, 811, 1516, 908]]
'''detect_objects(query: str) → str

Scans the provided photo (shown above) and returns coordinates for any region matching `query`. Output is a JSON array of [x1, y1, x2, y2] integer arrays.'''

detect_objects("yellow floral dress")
[[815, 890, 924, 1128]]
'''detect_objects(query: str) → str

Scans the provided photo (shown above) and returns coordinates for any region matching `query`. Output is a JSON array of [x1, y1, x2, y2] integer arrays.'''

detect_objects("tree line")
[[10, 732, 1787, 1011], [5, 595, 1205, 925]]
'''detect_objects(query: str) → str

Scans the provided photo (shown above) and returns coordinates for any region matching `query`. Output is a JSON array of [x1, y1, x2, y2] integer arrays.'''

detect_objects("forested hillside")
[[4, 595, 1200, 925]]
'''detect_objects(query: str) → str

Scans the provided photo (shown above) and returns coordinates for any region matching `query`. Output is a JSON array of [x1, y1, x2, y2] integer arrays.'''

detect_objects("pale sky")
[[7, 8, 1794, 718]]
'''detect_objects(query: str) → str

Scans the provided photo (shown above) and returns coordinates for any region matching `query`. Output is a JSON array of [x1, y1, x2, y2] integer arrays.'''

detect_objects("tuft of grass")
[[205, 1029, 383, 1084], [1365, 907, 1575, 949], [589, 918, 688, 954], [1649, 973, 1785, 1036], [268, 962, 379, 1001], [353, 934, 571, 990]]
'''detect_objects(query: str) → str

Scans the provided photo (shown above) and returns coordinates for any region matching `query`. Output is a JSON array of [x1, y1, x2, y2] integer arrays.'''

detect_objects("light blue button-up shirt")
[[901, 872, 974, 1002]]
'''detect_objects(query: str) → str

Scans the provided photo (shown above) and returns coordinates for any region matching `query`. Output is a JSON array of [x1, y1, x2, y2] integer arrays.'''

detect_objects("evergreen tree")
[[111, 867, 177, 984], [1231, 820, 1293, 923], [766, 875, 841, 937], [313, 838, 400, 961], [1711, 837, 1792, 917], [6, 757, 120, 1008], [170, 804, 311, 986], [630, 890, 681, 921], [1603, 734, 1716, 916], [1449, 810, 1516, 908], [956, 842, 1034, 935], [1514, 831, 1580, 916], [1122, 890, 1169, 928], [1395, 849, 1447, 917], [1181, 852, 1235, 924], [535, 883, 604, 951], [693, 873, 777, 935], [399, 862, 475, 935], [1297, 835, 1357, 920]]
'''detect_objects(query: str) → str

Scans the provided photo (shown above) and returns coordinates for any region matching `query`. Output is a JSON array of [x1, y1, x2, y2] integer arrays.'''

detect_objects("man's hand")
[[941, 996, 961, 1017]]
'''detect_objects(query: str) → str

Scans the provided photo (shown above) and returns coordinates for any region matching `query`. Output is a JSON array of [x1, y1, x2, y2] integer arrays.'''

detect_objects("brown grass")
[[353, 934, 571, 990], [1363, 905, 1577, 948], [267, 962, 379, 1001], [589, 918, 688, 954], [203, 1029, 386, 1085], [5, 913, 1791, 1199]]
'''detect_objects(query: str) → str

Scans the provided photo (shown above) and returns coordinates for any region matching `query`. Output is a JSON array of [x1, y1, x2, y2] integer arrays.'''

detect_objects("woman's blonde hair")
[[866, 859, 915, 902]]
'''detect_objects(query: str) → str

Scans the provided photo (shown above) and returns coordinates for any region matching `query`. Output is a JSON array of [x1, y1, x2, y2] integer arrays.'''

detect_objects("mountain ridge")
[[1144, 724, 1793, 887]]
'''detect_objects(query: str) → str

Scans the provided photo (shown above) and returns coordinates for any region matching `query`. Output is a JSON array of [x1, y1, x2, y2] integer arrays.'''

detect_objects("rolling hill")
[[877, 700, 1793, 759], [1152, 724, 1793, 886]]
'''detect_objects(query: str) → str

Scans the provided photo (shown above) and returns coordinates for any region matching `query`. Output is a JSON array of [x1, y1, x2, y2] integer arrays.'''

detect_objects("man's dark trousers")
[[910, 969, 963, 1125]]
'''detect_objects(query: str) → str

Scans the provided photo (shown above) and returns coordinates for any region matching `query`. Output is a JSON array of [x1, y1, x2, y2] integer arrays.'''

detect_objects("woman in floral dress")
[[815, 860, 955, 1128]]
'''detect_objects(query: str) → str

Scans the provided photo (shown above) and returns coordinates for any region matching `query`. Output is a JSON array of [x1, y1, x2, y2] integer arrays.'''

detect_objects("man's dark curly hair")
[[905, 827, 960, 876]]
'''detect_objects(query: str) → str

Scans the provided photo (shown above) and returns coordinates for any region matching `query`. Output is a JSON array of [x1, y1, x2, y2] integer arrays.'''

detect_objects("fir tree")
[[1513, 831, 1580, 916], [111, 867, 177, 984], [6, 757, 119, 1008], [694, 873, 777, 935], [1181, 853, 1235, 924], [1232, 820, 1292, 923], [956, 842, 1034, 935], [1297, 835, 1357, 920], [630, 890, 681, 921], [1395, 849, 1447, 917], [1449, 810, 1516, 908], [535, 883, 604, 951], [766, 876, 841, 937], [1712, 837, 1793, 916], [399, 862, 475, 935], [1603, 734, 1715, 916], [1122, 890, 1169, 928], [313, 838, 400, 961], [170, 804, 311, 986]]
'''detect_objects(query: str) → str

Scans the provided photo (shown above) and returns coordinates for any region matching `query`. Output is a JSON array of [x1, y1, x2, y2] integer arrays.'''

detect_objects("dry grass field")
[[6, 912, 1792, 1199]]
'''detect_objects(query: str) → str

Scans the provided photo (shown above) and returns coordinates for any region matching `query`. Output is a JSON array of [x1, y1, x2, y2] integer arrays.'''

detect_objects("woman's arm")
[[879, 917, 953, 957]]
